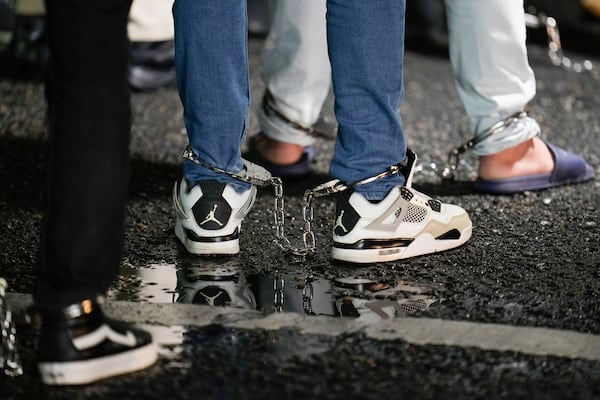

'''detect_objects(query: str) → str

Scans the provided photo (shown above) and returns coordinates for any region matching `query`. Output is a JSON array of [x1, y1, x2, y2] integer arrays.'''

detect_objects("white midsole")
[[331, 225, 472, 264], [175, 220, 240, 255], [38, 342, 158, 386]]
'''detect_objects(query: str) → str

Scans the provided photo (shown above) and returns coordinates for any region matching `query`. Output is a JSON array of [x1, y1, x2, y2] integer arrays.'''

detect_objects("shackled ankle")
[[478, 137, 554, 180], [255, 134, 305, 165]]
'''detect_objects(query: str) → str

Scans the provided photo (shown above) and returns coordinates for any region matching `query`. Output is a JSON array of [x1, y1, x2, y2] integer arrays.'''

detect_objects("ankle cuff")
[[473, 114, 540, 156]]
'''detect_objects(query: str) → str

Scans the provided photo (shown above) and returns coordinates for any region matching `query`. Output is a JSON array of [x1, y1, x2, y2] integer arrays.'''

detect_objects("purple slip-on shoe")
[[474, 140, 595, 195], [245, 134, 314, 178]]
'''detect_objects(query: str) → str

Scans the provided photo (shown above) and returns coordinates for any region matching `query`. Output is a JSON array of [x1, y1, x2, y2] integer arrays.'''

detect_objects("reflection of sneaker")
[[37, 299, 157, 385], [173, 179, 257, 255], [331, 152, 472, 263], [332, 277, 437, 320], [175, 268, 256, 309]]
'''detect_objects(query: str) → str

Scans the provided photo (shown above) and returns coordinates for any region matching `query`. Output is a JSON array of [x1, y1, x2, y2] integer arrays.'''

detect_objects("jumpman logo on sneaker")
[[199, 290, 224, 306], [334, 210, 348, 233], [200, 204, 223, 226]]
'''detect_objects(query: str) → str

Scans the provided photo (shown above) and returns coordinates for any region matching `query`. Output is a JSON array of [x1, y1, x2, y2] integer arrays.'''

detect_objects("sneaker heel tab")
[[403, 149, 418, 188]]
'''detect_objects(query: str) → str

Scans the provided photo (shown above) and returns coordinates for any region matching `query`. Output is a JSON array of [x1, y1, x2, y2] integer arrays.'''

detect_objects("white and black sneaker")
[[36, 299, 157, 385], [175, 267, 257, 309], [172, 179, 257, 255], [331, 151, 472, 263]]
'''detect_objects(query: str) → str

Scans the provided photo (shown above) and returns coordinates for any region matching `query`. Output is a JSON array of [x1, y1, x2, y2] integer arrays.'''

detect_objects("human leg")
[[173, 0, 250, 191], [326, 0, 471, 262], [445, 0, 546, 178], [254, 0, 330, 167], [327, 0, 407, 199], [36, 0, 156, 385], [172, 0, 256, 255], [39, 0, 133, 310], [446, 0, 594, 192]]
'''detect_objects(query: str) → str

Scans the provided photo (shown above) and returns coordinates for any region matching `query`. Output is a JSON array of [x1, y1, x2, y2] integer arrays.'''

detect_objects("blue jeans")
[[173, 0, 407, 200]]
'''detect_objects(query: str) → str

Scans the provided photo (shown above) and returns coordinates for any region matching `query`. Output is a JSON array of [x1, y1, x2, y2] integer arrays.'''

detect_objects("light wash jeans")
[[174, 0, 407, 199], [259, 0, 540, 157]]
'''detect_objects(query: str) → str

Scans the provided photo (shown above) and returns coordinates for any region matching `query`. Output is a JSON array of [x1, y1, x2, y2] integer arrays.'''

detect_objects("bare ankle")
[[256, 134, 304, 165], [478, 137, 554, 180]]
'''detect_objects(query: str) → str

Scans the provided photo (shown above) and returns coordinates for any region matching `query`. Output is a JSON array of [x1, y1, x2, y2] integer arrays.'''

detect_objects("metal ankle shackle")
[[183, 145, 314, 256], [183, 146, 410, 257], [262, 90, 332, 140], [441, 111, 529, 181]]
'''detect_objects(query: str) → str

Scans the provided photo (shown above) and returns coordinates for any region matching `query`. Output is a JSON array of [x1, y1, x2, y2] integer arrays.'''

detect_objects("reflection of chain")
[[525, 10, 593, 73], [302, 275, 314, 315], [273, 274, 285, 312], [0, 279, 23, 377]]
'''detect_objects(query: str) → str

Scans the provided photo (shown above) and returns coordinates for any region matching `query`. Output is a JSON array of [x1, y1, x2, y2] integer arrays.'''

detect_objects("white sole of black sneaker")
[[175, 219, 240, 255], [38, 342, 158, 386], [331, 224, 472, 264]]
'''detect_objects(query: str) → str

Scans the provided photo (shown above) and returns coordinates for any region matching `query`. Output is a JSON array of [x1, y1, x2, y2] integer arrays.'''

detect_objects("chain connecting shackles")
[[183, 146, 317, 256], [442, 111, 529, 181], [262, 90, 333, 140], [525, 9, 593, 73], [413, 11, 593, 182], [183, 146, 411, 257]]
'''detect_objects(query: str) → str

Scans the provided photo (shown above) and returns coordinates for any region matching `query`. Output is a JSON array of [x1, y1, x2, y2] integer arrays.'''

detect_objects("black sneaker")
[[36, 298, 157, 385]]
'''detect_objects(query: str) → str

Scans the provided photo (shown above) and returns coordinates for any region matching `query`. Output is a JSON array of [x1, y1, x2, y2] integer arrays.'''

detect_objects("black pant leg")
[[35, 0, 133, 308]]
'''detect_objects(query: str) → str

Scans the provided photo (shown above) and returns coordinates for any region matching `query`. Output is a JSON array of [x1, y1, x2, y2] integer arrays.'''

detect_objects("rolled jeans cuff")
[[472, 115, 541, 156], [257, 104, 317, 147]]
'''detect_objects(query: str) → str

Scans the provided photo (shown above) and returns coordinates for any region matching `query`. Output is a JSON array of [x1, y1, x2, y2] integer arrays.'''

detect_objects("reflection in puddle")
[[112, 261, 440, 358], [111, 260, 439, 322]]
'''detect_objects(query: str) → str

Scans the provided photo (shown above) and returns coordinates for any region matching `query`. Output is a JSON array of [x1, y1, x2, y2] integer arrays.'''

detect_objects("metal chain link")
[[183, 146, 408, 257], [525, 9, 593, 73], [302, 275, 314, 315], [262, 90, 332, 140], [271, 177, 317, 256], [183, 145, 273, 187], [0, 278, 23, 377], [415, 12, 594, 181], [441, 111, 528, 181], [273, 273, 285, 312], [272, 157, 410, 255], [183, 146, 317, 255]]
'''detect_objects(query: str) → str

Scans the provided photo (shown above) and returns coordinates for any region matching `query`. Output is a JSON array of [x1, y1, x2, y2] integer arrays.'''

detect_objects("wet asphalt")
[[1, 2, 600, 399]]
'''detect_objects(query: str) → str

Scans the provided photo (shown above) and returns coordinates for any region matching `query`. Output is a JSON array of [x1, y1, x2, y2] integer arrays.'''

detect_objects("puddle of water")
[[110, 260, 438, 322], [111, 260, 441, 359]]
